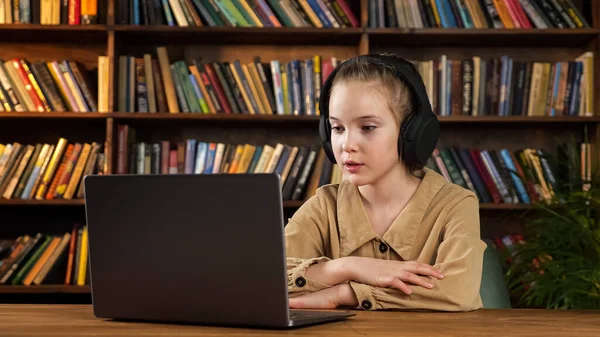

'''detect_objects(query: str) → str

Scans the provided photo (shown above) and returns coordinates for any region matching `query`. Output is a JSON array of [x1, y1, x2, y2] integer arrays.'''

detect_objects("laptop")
[[83, 173, 355, 329]]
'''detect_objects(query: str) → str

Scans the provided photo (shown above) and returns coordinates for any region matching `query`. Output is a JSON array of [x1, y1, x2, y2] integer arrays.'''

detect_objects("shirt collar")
[[337, 168, 447, 260]]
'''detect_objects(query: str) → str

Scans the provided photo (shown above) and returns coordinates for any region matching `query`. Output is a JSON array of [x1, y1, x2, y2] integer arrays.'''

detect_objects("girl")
[[284, 54, 486, 311]]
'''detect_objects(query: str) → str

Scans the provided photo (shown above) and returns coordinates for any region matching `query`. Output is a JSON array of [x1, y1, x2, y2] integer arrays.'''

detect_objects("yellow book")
[[63, 143, 92, 199], [29, 144, 54, 200], [281, 65, 290, 115], [236, 144, 256, 173], [247, 63, 272, 115], [298, 0, 322, 27], [189, 65, 213, 113], [156, 47, 179, 113], [239, 0, 263, 26], [23, 236, 61, 286], [229, 63, 256, 115], [242, 64, 266, 114], [228, 145, 245, 173], [77, 226, 89, 286], [429, 0, 441, 27], [97, 56, 110, 112], [35, 138, 67, 200], [254, 145, 274, 173]]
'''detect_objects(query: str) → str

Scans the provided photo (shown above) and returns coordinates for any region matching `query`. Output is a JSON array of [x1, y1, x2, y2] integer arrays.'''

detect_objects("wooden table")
[[1, 304, 599, 336]]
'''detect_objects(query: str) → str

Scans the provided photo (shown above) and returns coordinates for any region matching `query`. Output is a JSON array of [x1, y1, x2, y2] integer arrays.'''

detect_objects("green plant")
[[505, 141, 600, 310]]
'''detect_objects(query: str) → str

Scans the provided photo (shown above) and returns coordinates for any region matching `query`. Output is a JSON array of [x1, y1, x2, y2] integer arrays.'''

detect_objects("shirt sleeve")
[[285, 189, 335, 295], [348, 193, 486, 311]]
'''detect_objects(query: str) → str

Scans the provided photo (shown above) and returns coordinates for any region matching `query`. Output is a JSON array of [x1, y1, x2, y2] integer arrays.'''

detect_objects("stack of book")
[[116, 124, 324, 201], [426, 143, 591, 205], [0, 138, 105, 200], [118, 47, 340, 115], [0, 0, 107, 24], [412, 53, 594, 117], [116, 0, 359, 27], [0, 58, 100, 113], [0, 224, 88, 286], [369, 0, 591, 29]]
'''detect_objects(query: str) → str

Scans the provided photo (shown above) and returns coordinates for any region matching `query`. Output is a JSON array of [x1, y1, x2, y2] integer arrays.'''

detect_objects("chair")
[[479, 239, 512, 308]]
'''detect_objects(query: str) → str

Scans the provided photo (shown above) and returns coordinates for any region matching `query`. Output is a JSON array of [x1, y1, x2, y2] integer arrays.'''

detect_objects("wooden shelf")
[[5, 112, 597, 125], [0, 24, 109, 43], [1, 111, 599, 125], [479, 203, 534, 210], [367, 28, 600, 47], [437, 116, 600, 124], [0, 285, 90, 294], [0, 199, 85, 206], [107, 112, 321, 123], [0, 112, 108, 119], [112, 26, 364, 45]]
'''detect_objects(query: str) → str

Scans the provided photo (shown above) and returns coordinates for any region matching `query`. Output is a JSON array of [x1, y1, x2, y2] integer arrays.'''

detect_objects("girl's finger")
[[389, 277, 412, 295], [399, 272, 434, 289]]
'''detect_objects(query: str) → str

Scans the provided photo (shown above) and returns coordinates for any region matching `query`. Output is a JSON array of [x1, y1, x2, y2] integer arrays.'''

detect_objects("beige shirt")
[[285, 168, 486, 311]]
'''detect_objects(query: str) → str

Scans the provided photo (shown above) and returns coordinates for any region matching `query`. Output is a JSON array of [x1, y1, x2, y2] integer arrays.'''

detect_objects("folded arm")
[[285, 190, 347, 295], [348, 194, 486, 311]]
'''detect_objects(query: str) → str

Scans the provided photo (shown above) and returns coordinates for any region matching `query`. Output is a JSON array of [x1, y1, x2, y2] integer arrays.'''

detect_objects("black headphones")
[[318, 54, 439, 168]]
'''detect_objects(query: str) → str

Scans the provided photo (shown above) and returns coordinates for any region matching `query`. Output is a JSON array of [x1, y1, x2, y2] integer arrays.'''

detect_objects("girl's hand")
[[288, 284, 358, 309], [342, 256, 444, 295]]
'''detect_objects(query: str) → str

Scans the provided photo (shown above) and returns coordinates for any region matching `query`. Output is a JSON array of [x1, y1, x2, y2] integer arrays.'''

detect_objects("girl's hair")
[[330, 54, 421, 173]]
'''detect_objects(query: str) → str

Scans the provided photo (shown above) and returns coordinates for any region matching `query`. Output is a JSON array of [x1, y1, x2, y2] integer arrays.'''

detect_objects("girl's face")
[[329, 80, 403, 186]]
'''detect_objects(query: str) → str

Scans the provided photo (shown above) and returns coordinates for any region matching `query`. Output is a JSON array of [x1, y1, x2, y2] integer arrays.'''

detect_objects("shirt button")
[[379, 242, 388, 253], [361, 300, 372, 310], [295, 277, 306, 287]]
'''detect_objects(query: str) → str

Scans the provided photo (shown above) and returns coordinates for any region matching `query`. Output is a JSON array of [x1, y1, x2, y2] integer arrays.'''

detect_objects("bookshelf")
[[0, 0, 598, 302]]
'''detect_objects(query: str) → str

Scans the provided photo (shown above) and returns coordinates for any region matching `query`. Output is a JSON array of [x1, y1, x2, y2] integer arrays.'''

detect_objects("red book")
[[335, 0, 359, 27], [469, 149, 502, 203], [204, 63, 232, 114], [10, 59, 45, 112], [69, 0, 81, 24]]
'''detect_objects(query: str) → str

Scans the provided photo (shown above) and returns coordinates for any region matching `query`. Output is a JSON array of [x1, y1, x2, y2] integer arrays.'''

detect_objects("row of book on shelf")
[[119, 47, 594, 118], [0, 57, 106, 113], [0, 139, 106, 200], [415, 52, 594, 117], [117, 0, 359, 28], [369, 0, 591, 29], [117, 122, 592, 205], [0, 0, 107, 24], [118, 46, 339, 115], [116, 124, 331, 201], [0, 224, 88, 286], [425, 141, 591, 205], [4, 49, 593, 118]]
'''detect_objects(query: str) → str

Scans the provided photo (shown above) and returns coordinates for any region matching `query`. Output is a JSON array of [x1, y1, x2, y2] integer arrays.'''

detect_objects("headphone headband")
[[318, 54, 439, 168]]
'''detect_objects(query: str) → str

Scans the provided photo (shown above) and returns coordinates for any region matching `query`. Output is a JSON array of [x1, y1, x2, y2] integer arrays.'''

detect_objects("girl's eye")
[[362, 125, 376, 132], [331, 126, 344, 133]]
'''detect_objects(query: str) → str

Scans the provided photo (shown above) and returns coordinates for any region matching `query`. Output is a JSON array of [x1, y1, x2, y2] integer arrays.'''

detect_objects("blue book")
[[185, 139, 197, 174], [195, 142, 208, 174], [500, 149, 530, 204], [161, 0, 175, 25], [203, 143, 216, 174], [306, 0, 332, 27]]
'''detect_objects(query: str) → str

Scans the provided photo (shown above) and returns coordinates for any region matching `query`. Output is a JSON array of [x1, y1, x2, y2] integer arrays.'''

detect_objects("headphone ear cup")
[[399, 111, 416, 163], [319, 116, 337, 163], [401, 112, 439, 167]]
